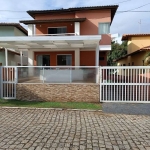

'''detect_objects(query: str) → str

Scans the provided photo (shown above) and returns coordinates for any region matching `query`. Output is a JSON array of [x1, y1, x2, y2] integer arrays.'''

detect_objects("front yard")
[[0, 99, 102, 110]]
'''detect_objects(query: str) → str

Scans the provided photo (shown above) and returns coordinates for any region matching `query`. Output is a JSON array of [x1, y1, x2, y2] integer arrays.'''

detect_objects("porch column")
[[75, 49, 80, 66], [5, 48, 8, 66], [74, 22, 80, 35], [20, 51, 23, 66], [28, 24, 35, 36], [95, 45, 99, 83], [28, 51, 34, 76]]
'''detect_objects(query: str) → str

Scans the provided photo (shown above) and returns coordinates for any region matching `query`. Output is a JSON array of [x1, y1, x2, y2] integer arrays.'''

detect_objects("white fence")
[[1, 66, 150, 103], [100, 66, 150, 103], [0, 66, 98, 99], [1, 67, 17, 99]]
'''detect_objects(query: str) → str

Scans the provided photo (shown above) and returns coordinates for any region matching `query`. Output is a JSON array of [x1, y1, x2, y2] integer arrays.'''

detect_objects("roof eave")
[[27, 5, 119, 20]]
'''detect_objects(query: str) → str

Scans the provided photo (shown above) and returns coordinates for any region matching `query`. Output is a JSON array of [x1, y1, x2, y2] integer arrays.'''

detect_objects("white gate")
[[1, 67, 17, 99], [100, 66, 150, 103]]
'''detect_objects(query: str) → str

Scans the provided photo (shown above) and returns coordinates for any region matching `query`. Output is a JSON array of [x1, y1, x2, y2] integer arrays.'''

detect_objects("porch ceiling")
[[0, 35, 101, 51]]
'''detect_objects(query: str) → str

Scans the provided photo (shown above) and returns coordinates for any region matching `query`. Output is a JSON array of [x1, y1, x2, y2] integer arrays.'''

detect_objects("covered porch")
[[0, 35, 101, 83]]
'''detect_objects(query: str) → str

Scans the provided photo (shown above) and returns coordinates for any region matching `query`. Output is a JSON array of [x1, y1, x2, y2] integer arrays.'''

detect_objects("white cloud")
[[0, 0, 150, 34]]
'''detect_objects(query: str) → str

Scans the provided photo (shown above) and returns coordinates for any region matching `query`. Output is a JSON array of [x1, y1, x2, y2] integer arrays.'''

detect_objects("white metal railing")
[[0, 66, 98, 99], [1, 67, 17, 99], [32, 33, 78, 36], [100, 66, 150, 103]]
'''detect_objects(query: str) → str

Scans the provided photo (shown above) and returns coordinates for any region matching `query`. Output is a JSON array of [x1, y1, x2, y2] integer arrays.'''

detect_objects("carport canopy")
[[0, 35, 101, 50], [0, 35, 101, 66]]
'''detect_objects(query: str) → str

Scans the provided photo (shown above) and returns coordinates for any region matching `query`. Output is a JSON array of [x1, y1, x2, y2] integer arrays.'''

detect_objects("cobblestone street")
[[0, 108, 149, 150]]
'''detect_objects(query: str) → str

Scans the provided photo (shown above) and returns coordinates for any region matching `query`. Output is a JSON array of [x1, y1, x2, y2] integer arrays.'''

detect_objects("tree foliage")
[[144, 52, 150, 66], [107, 41, 127, 66]]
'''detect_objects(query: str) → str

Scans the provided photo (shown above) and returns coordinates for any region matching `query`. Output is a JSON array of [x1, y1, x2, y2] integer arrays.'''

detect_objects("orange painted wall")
[[99, 34, 111, 45], [34, 51, 107, 66], [80, 51, 95, 66], [36, 22, 74, 34], [34, 51, 75, 66], [34, 13, 75, 20], [80, 51, 107, 66], [76, 10, 111, 34], [76, 10, 111, 45], [34, 10, 112, 45]]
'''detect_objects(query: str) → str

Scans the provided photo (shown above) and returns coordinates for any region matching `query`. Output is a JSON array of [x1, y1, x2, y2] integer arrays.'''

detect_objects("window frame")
[[36, 54, 50, 66], [98, 22, 110, 34], [56, 54, 72, 66], [47, 26, 67, 34]]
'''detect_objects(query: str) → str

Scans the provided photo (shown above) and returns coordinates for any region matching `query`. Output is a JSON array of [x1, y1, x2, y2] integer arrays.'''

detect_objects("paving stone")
[[0, 108, 149, 150]]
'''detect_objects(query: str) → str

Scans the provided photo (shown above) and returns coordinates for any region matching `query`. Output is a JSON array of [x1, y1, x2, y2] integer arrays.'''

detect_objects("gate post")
[[99, 66, 102, 102], [0, 66, 2, 99]]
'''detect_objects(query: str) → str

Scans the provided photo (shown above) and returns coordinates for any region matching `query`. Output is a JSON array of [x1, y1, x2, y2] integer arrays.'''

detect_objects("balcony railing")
[[31, 33, 78, 36]]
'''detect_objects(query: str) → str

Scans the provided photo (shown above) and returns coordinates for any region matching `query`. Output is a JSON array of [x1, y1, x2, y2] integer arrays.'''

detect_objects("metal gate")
[[1, 67, 17, 99], [100, 66, 150, 103]]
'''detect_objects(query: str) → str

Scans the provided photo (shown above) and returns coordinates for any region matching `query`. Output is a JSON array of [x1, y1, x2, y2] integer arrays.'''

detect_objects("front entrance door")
[[37, 55, 50, 66]]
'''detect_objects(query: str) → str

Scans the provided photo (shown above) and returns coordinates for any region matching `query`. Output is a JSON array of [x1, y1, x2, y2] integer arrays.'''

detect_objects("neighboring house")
[[0, 23, 28, 66], [116, 34, 150, 66]]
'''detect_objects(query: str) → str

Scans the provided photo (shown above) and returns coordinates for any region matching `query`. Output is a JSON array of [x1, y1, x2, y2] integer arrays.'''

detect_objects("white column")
[[28, 51, 34, 76], [28, 24, 34, 36], [28, 51, 34, 66], [95, 45, 99, 66], [96, 45, 99, 83], [74, 22, 80, 35], [5, 48, 8, 66], [20, 51, 23, 66], [75, 49, 80, 66]]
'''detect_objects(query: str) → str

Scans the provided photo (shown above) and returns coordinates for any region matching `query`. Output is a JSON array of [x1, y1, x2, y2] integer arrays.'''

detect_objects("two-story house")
[[0, 5, 118, 101], [0, 5, 118, 83], [0, 23, 28, 66], [116, 34, 150, 66], [19, 5, 118, 67]]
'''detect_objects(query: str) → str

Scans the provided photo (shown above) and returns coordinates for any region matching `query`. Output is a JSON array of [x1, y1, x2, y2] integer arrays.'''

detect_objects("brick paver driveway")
[[0, 108, 150, 150]]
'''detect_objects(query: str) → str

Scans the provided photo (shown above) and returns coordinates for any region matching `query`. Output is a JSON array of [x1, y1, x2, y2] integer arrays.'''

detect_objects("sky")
[[0, 0, 150, 36]]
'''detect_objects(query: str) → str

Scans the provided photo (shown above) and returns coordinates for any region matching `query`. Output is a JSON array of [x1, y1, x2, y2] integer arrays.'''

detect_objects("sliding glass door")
[[37, 55, 50, 66]]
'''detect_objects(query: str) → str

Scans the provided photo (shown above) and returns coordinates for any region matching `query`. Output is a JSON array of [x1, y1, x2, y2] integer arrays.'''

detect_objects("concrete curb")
[[0, 106, 102, 112]]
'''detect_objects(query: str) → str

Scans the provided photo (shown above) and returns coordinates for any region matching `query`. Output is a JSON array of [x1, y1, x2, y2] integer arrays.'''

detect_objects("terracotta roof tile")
[[122, 34, 150, 41]]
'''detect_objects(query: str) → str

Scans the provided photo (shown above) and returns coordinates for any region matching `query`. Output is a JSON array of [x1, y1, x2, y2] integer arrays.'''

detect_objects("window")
[[48, 27, 67, 34], [98, 23, 110, 34], [57, 55, 72, 66], [37, 55, 50, 66]]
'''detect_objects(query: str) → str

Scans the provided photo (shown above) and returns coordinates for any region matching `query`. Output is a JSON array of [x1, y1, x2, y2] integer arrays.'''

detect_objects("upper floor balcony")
[[20, 17, 112, 48], [20, 18, 86, 36]]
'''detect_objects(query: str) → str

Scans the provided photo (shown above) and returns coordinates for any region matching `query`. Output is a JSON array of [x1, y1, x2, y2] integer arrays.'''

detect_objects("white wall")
[[0, 51, 5, 65], [0, 51, 17, 66], [14, 27, 27, 36]]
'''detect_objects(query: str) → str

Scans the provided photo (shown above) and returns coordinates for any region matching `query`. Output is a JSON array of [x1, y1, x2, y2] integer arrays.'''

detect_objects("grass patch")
[[0, 99, 101, 110]]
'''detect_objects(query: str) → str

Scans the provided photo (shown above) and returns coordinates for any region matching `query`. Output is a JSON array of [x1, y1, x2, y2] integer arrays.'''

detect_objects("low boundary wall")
[[16, 84, 99, 103]]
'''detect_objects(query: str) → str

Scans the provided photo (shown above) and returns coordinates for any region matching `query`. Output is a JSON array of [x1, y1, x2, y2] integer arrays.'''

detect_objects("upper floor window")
[[48, 27, 67, 34], [98, 23, 110, 34]]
